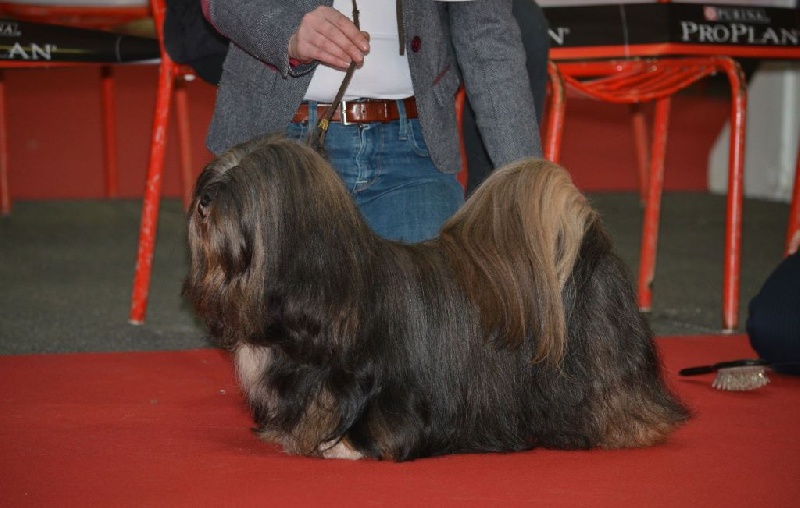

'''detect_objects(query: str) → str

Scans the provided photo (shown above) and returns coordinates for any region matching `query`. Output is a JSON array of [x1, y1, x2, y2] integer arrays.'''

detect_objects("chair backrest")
[[148, 0, 166, 43], [0, 1, 151, 30]]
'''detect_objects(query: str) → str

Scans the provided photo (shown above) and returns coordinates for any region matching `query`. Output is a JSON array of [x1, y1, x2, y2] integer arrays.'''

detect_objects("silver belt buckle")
[[339, 100, 349, 126]]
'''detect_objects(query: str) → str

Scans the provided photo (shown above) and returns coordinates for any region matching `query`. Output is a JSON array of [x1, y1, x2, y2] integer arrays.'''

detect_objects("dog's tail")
[[441, 158, 596, 366]]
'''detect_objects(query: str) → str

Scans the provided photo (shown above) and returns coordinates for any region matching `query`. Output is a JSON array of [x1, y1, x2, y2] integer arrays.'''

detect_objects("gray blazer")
[[205, 0, 541, 174]]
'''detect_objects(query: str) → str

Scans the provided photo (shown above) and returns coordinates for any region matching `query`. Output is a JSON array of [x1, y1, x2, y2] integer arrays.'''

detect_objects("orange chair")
[[0, 1, 152, 214], [0, 2, 193, 323], [555, 56, 747, 331], [128, 0, 196, 324], [788, 149, 800, 255], [543, 61, 566, 164], [0, 2, 149, 30]]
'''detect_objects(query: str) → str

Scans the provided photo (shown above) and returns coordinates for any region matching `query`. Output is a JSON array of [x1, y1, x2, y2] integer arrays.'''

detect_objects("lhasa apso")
[[183, 136, 689, 461]]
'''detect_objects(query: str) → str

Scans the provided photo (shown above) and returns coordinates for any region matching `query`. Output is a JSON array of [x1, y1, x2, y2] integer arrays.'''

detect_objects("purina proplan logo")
[[680, 5, 798, 46], [0, 21, 57, 61], [702, 6, 771, 24], [0, 21, 22, 37], [2, 42, 57, 60]]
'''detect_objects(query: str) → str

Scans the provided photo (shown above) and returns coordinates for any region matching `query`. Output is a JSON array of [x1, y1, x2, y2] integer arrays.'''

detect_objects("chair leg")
[[101, 66, 118, 198], [174, 77, 193, 209], [720, 58, 747, 332], [0, 70, 9, 215], [786, 144, 800, 256], [637, 97, 671, 313], [544, 61, 565, 164], [454, 86, 468, 193], [129, 60, 175, 325], [630, 103, 650, 204]]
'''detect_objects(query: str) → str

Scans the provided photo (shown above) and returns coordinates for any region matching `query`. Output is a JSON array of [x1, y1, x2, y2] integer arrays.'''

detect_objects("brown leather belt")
[[292, 97, 417, 125]]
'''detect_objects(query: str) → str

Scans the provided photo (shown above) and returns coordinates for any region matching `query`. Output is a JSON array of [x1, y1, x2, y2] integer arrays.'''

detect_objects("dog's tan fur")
[[441, 159, 596, 365]]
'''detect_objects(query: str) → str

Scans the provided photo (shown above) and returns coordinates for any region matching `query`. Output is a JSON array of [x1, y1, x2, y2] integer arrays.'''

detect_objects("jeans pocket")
[[406, 119, 431, 158], [284, 122, 307, 141]]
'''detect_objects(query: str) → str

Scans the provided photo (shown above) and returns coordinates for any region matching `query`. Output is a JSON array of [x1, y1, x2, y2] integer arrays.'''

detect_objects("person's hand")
[[288, 6, 369, 70]]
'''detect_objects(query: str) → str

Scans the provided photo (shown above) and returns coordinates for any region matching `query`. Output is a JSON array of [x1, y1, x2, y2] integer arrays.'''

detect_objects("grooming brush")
[[679, 359, 770, 391]]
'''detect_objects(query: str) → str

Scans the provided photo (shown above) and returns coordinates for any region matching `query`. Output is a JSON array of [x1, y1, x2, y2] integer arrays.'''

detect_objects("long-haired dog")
[[183, 135, 689, 461]]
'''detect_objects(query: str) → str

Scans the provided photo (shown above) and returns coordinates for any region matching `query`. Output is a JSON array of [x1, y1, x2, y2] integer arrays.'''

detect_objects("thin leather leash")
[[396, 0, 404, 56], [306, 0, 406, 154], [307, 0, 361, 153]]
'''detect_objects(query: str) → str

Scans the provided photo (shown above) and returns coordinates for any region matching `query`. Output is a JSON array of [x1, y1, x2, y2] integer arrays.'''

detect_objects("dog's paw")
[[320, 440, 364, 460]]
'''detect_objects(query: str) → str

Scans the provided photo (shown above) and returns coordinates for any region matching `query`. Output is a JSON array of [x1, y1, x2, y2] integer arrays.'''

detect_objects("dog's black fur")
[[183, 135, 690, 461]]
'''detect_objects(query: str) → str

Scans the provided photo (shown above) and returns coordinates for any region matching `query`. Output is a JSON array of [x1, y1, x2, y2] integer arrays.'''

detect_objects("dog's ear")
[[189, 167, 256, 279], [216, 186, 256, 278]]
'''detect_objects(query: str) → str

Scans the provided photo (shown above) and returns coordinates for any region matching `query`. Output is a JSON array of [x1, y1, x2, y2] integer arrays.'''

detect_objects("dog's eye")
[[198, 192, 213, 218]]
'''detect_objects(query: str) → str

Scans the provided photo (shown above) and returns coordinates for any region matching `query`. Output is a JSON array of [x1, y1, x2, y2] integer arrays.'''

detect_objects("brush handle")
[[679, 359, 767, 376], [679, 365, 716, 376]]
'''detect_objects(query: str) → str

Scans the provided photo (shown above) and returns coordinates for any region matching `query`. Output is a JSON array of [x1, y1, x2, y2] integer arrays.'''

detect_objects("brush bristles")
[[712, 366, 771, 391]]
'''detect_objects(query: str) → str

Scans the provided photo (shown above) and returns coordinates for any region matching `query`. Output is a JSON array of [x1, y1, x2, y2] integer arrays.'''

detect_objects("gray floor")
[[0, 193, 790, 354]]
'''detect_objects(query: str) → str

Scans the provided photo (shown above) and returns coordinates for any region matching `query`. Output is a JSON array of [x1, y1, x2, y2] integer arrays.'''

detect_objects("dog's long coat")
[[184, 136, 689, 461]]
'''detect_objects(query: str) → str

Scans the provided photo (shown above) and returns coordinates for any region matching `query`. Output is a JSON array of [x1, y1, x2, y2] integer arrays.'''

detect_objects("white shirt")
[[303, 0, 415, 102]]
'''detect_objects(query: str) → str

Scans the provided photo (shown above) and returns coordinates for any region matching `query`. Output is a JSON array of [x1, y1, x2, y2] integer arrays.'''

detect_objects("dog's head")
[[182, 136, 371, 346]]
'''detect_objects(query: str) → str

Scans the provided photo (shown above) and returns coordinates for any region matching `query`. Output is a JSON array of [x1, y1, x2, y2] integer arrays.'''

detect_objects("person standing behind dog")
[[201, 0, 542, 243], [746, 230, 800, 375], [462, 0, 550, 195]]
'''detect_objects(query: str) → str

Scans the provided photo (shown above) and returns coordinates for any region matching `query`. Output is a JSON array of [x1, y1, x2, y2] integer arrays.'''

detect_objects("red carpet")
[[1, 335, 797, 506], [3, 67, 727, 201]]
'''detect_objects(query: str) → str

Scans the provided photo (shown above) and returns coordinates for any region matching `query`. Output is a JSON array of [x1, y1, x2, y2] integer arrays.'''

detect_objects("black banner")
[[543, 3, 800, 49], [0, 19, 159, 63]]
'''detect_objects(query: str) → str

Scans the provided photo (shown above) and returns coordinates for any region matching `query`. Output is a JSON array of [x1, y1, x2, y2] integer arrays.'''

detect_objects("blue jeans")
[[285, 100, 464, 243]]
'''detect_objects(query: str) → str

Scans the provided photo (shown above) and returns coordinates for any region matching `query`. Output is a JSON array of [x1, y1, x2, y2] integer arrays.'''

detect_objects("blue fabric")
[[286, 101, 465, 244], [746, 251, 800, 375]]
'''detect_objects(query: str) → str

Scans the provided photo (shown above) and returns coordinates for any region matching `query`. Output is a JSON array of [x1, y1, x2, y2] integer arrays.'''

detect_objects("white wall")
[[709, 62, 800, 202]]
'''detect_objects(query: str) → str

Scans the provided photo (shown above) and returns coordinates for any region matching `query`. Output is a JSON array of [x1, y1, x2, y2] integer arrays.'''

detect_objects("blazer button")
[[411, 36, 422, 53]]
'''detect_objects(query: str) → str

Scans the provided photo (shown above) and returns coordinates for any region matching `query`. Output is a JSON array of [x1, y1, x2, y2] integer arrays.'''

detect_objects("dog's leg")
[[320, 440, 364, 460], [234, 343, 283, 437], [234, 344, 273, 400]]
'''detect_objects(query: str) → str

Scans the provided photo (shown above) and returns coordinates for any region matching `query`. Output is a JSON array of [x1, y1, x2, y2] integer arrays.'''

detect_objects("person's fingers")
[[290, 30, 352, 69], [290, 7, 369, 69], [323, 8, 369, 55]]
